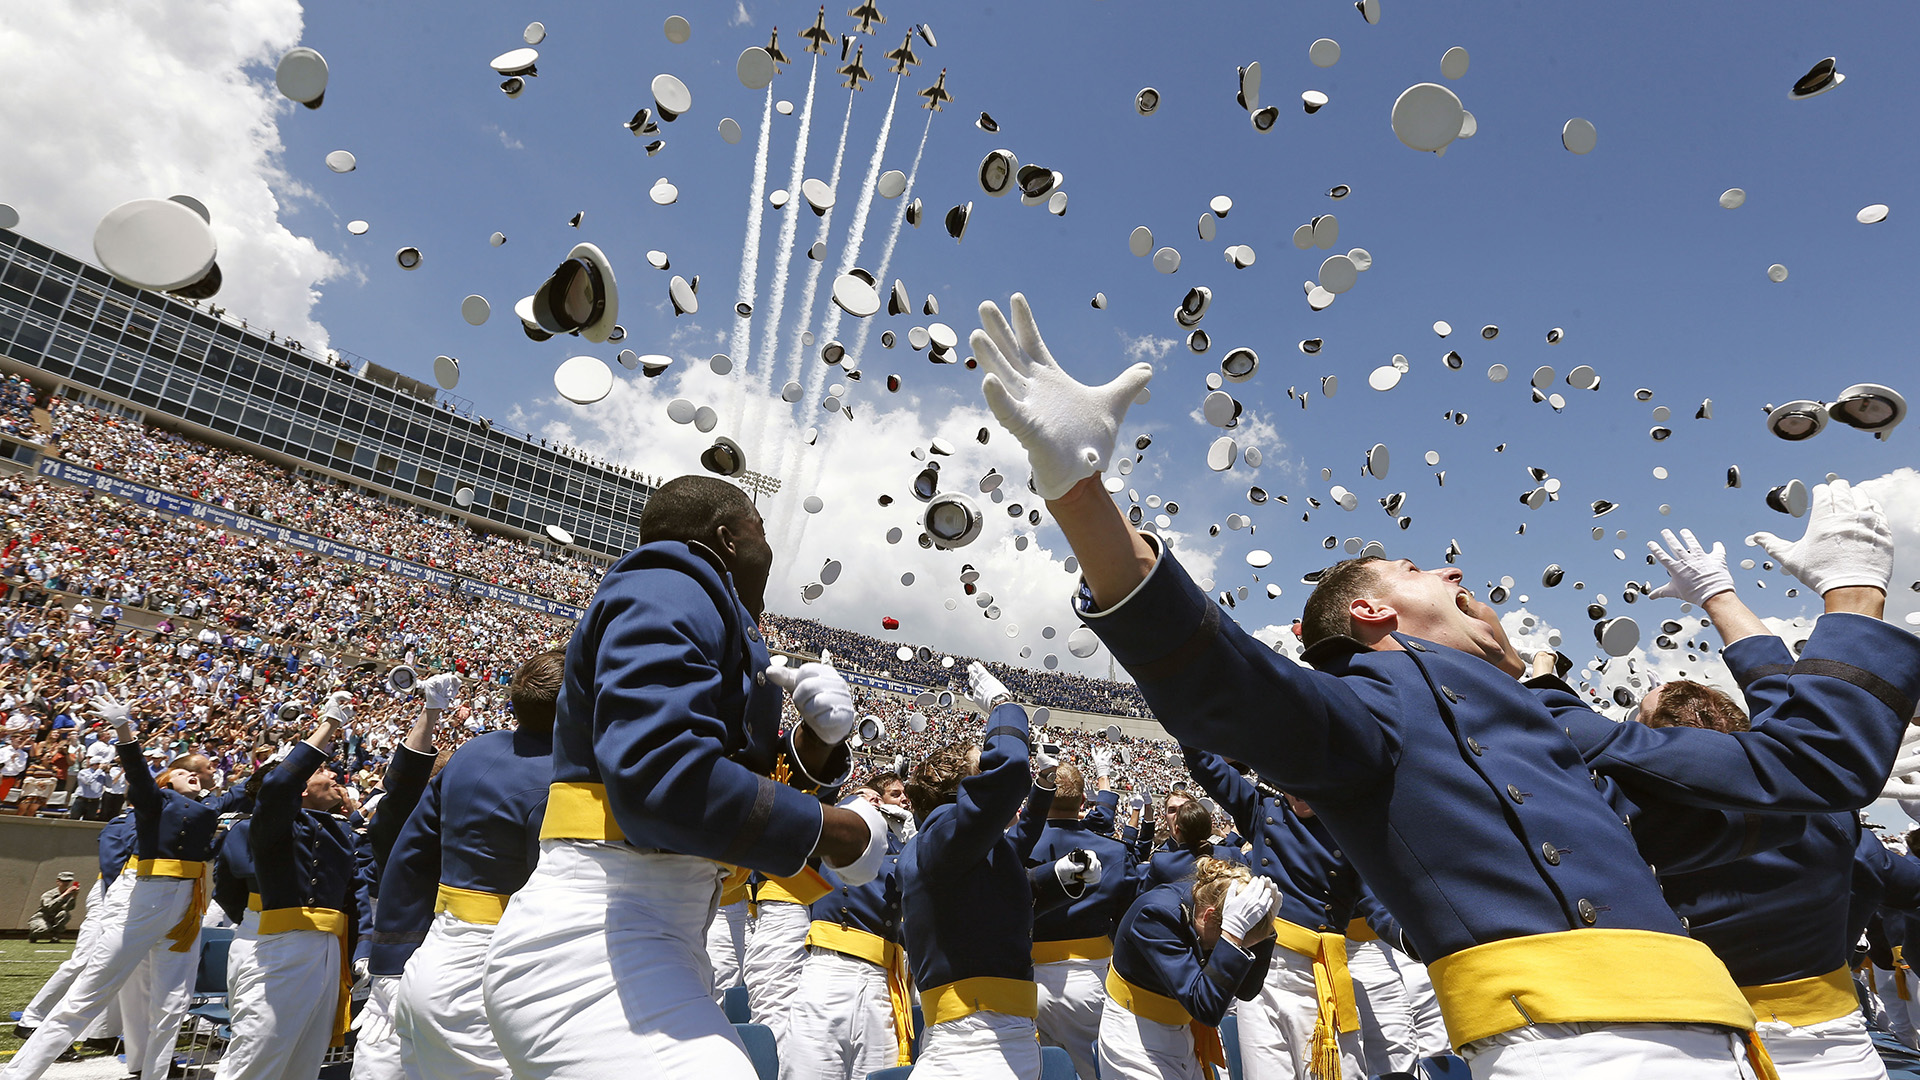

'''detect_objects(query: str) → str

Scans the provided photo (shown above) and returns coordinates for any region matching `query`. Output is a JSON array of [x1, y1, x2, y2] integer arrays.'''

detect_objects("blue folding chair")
[[866, 1068, 913, 1080], [1039, 1045, 1077, 1080], [734, 1022, 778, 1080], [1420, 1054, 1474, 1079], [1219, 1012, 1243, 1080], [178, 929, 236, 1076], [723, 984, 752, 1024]]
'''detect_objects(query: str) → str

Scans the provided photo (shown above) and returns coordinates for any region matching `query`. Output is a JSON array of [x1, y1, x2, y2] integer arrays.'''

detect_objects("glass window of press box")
[[0, 227, 648, 560]]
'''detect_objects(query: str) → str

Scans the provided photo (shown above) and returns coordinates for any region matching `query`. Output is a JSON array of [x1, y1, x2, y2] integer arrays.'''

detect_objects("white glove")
[[352, 957, 371, 994], [764, 660, 856, 744], [1034, 745, 1060, 772], [1219, 877, 1279, 942], [972, 293, 1155, 500], [877, 801, 916, 842], [89, 694, 134, 740], [827, 797, 889, 886], [420, 673, 461, 711], [1091, 747, 1114, 780], [350, 974, 398, 1037], [321, 690, 354, 727], [1646, 528, 1736, 606], [1747, 479, 1894, 595], [1127, 793, 1148, 812], [1055, 849, 1103, 889], [966, 660, 1012, 711]]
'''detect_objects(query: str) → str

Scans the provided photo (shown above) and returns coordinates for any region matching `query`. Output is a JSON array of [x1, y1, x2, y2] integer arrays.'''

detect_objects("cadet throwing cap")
[[1136, 88, 1160, 115], [325, 150, 356, 173], [1858, 203, 1890, 224], [1720, 188, 1746, 209], [878, 170, 907, 199], [1319, 255, 1357, 294], [1829, 383, 1905, 434], [1440, 46, 1469, 79], [832, 274, 881, 318], [524, 22, 546, 44], [1767, 400, 1827, 440], [738, 47, 775, 89], [719, 118, 742, 144], [979, 150, 1017, 197], [663, 15, 691, 43], [491, 48, 539, 76], [1790, 57, 1844, 99], [652, 74, 692, 120], [460, 295, 490, 325], [701, 437, 747, 476], [433, 355, 460, 389], [1310, 38, 1341, 67]]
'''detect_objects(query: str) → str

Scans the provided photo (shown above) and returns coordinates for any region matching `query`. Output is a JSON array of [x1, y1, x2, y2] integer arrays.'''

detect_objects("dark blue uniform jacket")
[[1012, 781, 1140, 944], [1110, 880, 1273, 1026]]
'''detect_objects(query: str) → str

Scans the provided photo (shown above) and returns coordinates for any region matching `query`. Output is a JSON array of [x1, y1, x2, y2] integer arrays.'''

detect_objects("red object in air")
[[881, 616, 900, 630]]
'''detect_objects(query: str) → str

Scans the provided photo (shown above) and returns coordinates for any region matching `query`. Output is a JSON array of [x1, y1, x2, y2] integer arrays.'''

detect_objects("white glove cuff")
[[827, 798, 888, 886]]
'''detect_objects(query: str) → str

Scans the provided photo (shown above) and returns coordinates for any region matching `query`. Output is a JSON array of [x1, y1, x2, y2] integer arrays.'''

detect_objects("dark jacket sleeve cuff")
[[1797, 612, 1920, 721], [1076, 534, 1216, 673]]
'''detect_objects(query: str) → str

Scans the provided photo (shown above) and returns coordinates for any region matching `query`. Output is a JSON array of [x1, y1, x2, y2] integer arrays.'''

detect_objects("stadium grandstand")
[[0, 225, 1207, 825]]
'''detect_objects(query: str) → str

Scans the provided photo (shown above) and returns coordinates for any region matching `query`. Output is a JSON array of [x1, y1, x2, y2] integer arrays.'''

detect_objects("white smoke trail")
[[812, 78, 900, 375], [771, 91, 856, 541], [780, 91, 856, 390], [755, 55, 819, 385], [726, 85, 776, 435], [787, 104, 932, 553], [849, 107, 932, 367]]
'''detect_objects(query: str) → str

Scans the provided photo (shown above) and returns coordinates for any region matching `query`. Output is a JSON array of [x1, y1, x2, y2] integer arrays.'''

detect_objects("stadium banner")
[[841, 670, 939, 697], [35, 456, 588, 622]]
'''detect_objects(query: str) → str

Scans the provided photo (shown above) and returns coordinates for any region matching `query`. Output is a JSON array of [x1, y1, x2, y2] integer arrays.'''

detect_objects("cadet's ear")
[[1349, 595, 1398, 631]]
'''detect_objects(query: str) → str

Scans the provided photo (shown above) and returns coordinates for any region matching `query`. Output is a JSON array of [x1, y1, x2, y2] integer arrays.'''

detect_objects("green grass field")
[[2, 936, 74, 1060]]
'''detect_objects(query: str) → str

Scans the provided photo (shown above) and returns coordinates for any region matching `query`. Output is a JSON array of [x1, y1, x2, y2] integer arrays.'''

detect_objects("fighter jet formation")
[[918, 68, 951, 110]]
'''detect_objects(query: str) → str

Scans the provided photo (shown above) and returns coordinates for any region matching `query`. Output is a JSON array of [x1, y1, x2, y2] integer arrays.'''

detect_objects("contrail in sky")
[[727, 85, 775, 435]]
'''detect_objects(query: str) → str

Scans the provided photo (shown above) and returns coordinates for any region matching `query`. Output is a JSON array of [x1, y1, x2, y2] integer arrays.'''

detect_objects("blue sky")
[[7, 0, 1917, 699]]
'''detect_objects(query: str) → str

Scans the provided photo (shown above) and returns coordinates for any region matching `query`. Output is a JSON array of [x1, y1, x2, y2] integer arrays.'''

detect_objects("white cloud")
[[1121, 331, 1175, 364], [520, 363, 1233, 679], [0, 0, 343, 349], [488, 124, 525, 151], [730, 2, 754, 27]]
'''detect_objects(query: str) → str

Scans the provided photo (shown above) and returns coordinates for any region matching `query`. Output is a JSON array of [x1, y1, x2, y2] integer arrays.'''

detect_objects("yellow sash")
[[1741, 966, 1859, 1027], [134, 858, 208, 954], [757, 866, 834, 907], [922, 976, 1038, 1025], [1104, 966, 1226, 1071], [1032, 936, 1114, 965], [1895, 945, 1912, 1002], [807, 921, 913, 1065], [1344, 917, 1377, 943], [249, 893, 351, 1046], [1273, 917, 1360, 1080], [540, 781, 626, 841], [1428, 928, 1773, 1079], [718, 864, 753, 908], [434, 883, 510, 925]]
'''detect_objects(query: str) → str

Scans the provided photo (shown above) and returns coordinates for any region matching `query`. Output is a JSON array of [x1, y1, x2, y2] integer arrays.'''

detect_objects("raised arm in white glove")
[[826, 796, 889, 886], [764, 658, 856, 745], [321, 690, 355, 726], [1747, 479, 1894, 596], [966, 660, 1012, 712], [1091, 747, 1114, 781], [972, 293, 1155, 500], [1647, 528, 1736, 606], [420, 673, 461, 711], [89, 694, 135, 742], [1055, 849, 1103, 891], [1033, 744, 1060, 774], [1219, 877, 1279, 947]]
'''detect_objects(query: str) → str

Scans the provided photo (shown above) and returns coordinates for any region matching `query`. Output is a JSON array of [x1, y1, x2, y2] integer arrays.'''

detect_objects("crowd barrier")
[[0, 816, 104, 932]]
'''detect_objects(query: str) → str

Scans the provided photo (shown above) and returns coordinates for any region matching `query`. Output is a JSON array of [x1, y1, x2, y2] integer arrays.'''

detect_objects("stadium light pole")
[[738, 470, 782, 505]]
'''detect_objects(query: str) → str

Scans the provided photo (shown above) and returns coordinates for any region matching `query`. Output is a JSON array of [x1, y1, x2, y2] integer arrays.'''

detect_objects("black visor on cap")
[[1794, 57, 1836, 96], [536, 258, 605, 334]]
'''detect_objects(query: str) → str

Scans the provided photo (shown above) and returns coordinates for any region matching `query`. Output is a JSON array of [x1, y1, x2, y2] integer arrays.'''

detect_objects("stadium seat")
[[723, 984, 751, 1024], [1039, 1045, 1077, 1080], [195, 928, 234, 996], [734, 1022, 778, 1080], [866, 1068, 913, 1080], [1220, 1012, 1243, 1080], [1420, 1054, 1474, 1079]]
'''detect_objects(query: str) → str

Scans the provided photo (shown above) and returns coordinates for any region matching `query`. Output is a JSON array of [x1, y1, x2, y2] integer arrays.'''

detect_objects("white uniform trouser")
[[1097, 1000, 1206, 1080], [707, 901, 749, 1005], [0, 875, 198, 1080], [22, 877, 122, 1039], [779, 947, 898, 1080], [1033, 956, 1107, 1080], [482, 840, 756, 1080], [1235, 945, 1365, 1080], [743, 898, 811, 1046], [1395, 953, 1451, 1057], [913, 1011, 1041, 1080], [1874, 965, 1920, 1049], [1460, 1022, 1765, 1078], [215, 910, 344, 1080], [1755, 1011, 1890, 1079], [1348, 938, 1418, 1074], [351, 976, 405, 1080], [396, 913, 508, 1080]]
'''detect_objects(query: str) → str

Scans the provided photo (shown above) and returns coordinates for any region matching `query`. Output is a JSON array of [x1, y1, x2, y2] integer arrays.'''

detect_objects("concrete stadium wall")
[[0, 816, 104, 932]]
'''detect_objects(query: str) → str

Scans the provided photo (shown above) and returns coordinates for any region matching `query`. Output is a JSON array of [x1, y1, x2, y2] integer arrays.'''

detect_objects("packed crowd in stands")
[[44, 399, 608, 607], [764, 613, 1153, 717], [0, 379, 1209, 823]]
